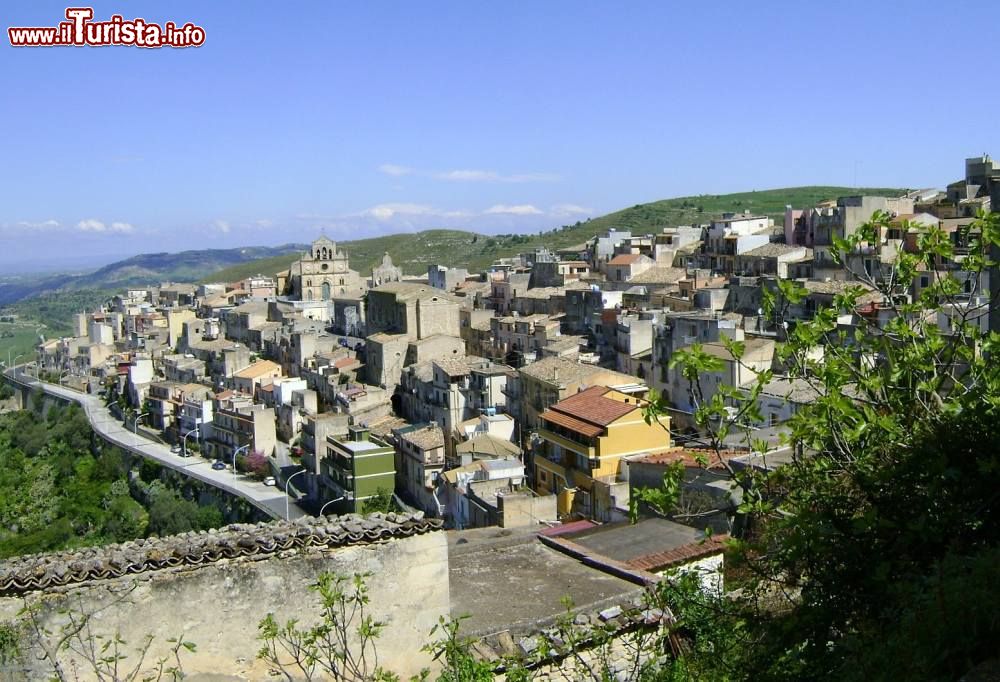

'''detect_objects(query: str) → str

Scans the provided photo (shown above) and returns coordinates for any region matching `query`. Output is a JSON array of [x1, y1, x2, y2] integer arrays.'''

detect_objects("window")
[[920, 276, 930, 288]]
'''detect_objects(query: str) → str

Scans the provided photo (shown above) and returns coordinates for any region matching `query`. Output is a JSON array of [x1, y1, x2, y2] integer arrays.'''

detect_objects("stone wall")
[[0, 514, 449, 679]]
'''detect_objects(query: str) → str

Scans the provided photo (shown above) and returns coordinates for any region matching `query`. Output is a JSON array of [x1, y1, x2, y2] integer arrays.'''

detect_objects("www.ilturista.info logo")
[[8, 7, 205, 48]]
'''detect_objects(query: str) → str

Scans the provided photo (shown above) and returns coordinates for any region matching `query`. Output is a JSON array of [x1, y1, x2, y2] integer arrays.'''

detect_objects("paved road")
[[4, 368, 308, 520]]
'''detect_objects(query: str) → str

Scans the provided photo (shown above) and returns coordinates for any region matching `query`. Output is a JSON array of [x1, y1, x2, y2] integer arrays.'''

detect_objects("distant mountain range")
[[1, 185, 908, 308], [0, 244, 307, 306]]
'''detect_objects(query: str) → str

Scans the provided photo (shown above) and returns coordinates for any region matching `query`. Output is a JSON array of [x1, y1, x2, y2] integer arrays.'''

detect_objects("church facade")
[[281, 236, 365, 301]]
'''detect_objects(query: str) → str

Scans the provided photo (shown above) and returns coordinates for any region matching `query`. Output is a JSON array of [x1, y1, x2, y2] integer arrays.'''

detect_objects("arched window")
[[306, 291, 313, 301], [322, 282, 331, 300]]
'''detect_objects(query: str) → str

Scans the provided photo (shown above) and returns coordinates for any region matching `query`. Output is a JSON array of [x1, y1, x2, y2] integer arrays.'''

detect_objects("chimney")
[[348, 425, 370, 442]]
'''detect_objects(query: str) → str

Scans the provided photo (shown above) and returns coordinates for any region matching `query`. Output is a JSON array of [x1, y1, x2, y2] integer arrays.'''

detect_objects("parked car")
[[170, 443, 182, 454], [263, 476, 277, 487], [211, 460, 226, 471]]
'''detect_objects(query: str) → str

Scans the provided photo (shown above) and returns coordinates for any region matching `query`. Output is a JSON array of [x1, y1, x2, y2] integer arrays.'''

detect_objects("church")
[[278, 236, 365, 301]]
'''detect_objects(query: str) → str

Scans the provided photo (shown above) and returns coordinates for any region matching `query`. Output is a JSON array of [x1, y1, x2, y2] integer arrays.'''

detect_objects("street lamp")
[[285, 469, 306, 521], [12, 355, 23, 374], [183, 427, 200, 457], [319, 495, 345, 517], [231, 443, 250, 484], [133, 411, 149, 434]]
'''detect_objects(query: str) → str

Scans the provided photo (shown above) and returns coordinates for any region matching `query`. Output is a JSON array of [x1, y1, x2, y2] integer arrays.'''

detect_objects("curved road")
[[3, 368, 307, 520]]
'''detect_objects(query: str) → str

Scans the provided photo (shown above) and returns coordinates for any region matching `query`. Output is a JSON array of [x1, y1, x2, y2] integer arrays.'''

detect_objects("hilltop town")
[[25, 155, 998, 533], [2, 153, 999, 678]]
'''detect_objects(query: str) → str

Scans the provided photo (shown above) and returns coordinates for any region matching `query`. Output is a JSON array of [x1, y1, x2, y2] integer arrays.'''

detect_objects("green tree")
[[640, 209, 1000, 681], [361, 488, 394, 515], [147, 489, 204, 537], [103, 495, 150, 543]]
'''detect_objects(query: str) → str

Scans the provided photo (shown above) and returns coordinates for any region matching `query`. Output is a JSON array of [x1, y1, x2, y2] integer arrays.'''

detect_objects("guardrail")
[[2, 368, 287, 520]]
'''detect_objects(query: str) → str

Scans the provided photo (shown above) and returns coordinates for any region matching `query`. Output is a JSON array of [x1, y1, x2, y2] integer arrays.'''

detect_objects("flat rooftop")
[[567, 517, 704, 563], [447, 526, 641, 638]]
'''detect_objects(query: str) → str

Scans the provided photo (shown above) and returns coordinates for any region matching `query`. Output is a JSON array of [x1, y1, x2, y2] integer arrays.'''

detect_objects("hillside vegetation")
[[205, 186, 906, 281], [0, 404, 226, 558]]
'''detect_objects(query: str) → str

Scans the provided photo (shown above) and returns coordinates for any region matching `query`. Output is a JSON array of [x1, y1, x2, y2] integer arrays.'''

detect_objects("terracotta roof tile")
[[608, 253, 644, 265], [633, 448, 744, 470], [540, 409, 604, 438], [625, 534, 728, 572], [552, 386, 638, 426]]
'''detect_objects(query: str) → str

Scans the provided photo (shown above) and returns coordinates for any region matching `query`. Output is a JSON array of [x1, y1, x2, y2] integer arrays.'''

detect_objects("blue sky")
[[2, 0, 998, 270]]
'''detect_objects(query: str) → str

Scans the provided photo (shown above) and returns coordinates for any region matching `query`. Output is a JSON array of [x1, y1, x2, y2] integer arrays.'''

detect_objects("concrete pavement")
[[3, 367, 308, 520]]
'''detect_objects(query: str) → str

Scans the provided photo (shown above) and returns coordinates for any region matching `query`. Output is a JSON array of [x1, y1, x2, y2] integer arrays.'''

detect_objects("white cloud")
[[75, 219, 134, 234], [378, 163, 414, 177], [76, 219, 106, 232], [213, 220, 231, 234], [483, 204, 543, 216], [15, 219, 60, 230], [360, 203, 436, 221], [379, 163, 559, 183], [436, 169, 499, 182], [434, 169, 559, 183], [551, 203, 594, 217]]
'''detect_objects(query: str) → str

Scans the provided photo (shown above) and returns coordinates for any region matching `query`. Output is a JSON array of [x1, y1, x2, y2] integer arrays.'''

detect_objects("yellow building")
[[533, 386, 670, 519]]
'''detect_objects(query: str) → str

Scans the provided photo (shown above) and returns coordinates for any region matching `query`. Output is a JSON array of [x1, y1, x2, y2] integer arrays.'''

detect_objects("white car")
[[263, 476, 277, 487]]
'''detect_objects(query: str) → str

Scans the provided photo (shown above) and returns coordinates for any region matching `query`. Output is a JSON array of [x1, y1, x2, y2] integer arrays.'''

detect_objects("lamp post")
[[183, 427, 200, 457], [285, 469, 306, 521], [133, 411, 149, 434], [319, 495, 345, 517], [232, 444, 250, 486], [12, 355, 23, 375]]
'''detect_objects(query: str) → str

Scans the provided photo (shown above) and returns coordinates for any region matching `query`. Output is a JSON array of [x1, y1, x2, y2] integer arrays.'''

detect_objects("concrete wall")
[[497, 491, 558, 527], [0, 532, 450, 680]]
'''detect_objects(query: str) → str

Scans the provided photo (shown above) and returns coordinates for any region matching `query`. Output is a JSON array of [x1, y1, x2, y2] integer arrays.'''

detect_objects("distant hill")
[[0, 244, 306, 306], [206, 186, 908, 282]]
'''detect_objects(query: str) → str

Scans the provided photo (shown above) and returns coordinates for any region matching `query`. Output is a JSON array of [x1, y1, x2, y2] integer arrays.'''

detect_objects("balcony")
[[538, 427, 596, 458]]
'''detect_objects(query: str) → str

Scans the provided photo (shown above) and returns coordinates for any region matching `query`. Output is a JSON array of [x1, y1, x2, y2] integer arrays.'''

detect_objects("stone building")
[[281, 236, 365, 301], [365, 281, 462, 340], [370, 252, 403, 288]]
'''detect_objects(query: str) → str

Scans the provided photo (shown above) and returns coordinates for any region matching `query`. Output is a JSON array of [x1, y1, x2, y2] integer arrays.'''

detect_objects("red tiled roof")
[[608, 253, 643, 265], [626, 534, 728, 572], [540, 409, 604, 438], [553, 386, 637, 426], [538, 520, 599, 537], [634, 448, 744, 470]]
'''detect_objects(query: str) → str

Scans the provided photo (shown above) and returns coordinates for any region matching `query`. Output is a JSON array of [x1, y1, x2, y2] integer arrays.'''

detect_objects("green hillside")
[[205, 186, 908, 282]]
